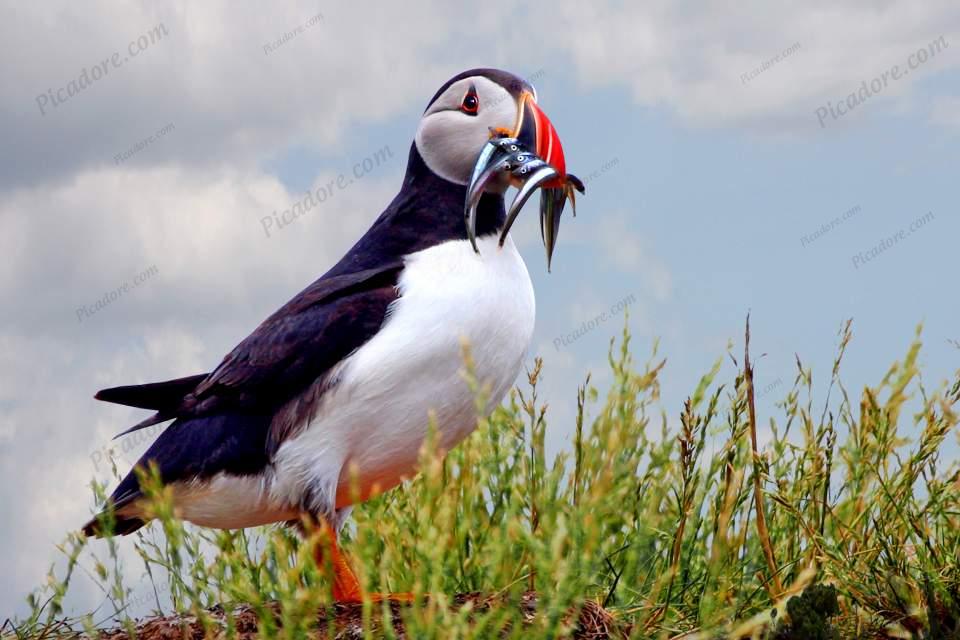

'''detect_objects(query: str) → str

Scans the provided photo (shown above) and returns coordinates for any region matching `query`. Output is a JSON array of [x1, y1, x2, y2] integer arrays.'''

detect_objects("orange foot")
[[311, 523, 415, 604]]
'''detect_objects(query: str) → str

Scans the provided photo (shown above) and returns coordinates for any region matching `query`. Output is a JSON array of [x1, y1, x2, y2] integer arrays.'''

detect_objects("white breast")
[[269, 234, 535, 517]]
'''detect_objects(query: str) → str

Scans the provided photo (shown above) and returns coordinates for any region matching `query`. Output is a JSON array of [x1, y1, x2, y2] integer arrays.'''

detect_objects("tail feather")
[[95, 373, 208, 411], [86, 373, 210, 538], [82, 513, 148, 537], [82, 489, 148, 537], [112, 412, 170, 439]]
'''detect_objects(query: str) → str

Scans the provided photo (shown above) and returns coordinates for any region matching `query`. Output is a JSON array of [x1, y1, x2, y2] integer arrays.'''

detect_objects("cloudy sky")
[[2, 0, 959, 620]]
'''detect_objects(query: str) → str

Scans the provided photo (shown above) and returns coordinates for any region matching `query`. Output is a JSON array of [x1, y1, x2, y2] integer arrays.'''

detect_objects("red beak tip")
[[534, 107, 566, 177]]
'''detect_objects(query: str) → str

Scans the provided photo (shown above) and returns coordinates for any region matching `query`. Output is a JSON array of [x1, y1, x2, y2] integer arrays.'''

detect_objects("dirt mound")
[[92, 593, 625, 639]]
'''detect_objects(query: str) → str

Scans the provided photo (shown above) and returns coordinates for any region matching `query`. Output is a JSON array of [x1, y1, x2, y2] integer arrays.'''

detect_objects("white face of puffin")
[[415, 75, 532, 187]]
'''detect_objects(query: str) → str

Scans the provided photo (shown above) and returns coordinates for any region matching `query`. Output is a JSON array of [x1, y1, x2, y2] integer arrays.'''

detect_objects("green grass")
[[8, 320, 960, 639]]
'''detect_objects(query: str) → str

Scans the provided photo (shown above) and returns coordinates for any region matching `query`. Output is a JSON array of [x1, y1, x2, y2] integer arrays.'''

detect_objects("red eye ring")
[[460, 90, 479, 115]]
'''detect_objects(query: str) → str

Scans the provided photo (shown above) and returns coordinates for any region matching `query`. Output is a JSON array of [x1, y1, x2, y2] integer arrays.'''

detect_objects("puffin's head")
[[415, 68, 566, 188]]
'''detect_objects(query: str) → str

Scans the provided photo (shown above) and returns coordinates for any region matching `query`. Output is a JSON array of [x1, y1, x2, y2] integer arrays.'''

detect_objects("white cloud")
[[540, 1, 960, 130]]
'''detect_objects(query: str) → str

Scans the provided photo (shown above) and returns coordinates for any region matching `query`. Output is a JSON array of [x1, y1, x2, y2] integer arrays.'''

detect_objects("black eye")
[[461, 90, 479, 115]]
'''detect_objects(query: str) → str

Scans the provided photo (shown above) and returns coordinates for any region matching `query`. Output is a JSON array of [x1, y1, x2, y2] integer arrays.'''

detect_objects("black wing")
[[189, 262, 403, 413]]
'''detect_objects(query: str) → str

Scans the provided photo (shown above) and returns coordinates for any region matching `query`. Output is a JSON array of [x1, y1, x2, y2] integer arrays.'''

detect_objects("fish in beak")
[[464, 91, 585, 271]]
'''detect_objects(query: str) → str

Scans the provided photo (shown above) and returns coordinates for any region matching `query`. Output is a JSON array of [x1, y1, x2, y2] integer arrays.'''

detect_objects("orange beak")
[[513, 91, 566, 187]]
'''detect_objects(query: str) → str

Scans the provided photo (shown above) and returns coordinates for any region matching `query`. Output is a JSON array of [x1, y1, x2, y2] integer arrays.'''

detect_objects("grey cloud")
[[0, 2, 498, 191]]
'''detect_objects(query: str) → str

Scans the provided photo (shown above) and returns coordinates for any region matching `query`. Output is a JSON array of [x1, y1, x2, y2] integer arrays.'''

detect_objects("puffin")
[[82, 68, 582, 602]]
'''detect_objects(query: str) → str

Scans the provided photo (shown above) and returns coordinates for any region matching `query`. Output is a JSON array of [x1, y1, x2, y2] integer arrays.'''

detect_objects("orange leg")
[[311, 522, 413, 603]]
